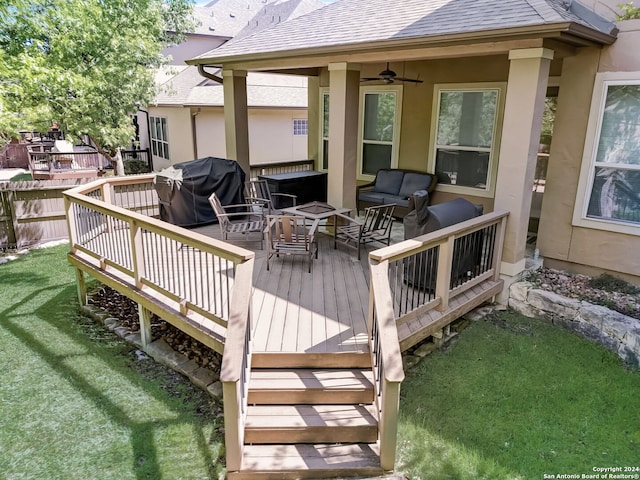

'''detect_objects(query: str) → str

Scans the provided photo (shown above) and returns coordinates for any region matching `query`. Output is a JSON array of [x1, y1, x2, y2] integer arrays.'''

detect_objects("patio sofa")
[[357, 168, 437, 218]]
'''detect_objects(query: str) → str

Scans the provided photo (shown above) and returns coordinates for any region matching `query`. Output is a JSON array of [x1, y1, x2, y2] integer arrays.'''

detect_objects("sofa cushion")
[[373, 170, 404, 195], [398, 173, 433, 199], [376, 193, 409, 208], [359, 191, 386, 205]]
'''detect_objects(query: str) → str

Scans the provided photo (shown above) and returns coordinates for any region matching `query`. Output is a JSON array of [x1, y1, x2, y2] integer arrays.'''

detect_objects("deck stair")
[[229, 353, 385, 479]]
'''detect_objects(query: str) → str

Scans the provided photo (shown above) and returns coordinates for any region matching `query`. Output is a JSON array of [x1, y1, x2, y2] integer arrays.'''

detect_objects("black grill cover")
[[154, 157, 245, 227]]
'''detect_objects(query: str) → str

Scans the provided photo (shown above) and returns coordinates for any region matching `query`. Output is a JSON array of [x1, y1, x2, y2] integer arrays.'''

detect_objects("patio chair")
[[334, 204, 396, 260], [245, 179, 297, 215], [265, 215, 319, 273], [208, 192, 265, 249]]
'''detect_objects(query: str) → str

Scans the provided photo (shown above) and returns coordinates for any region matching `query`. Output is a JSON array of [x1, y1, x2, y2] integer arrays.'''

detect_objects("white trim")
[[357, 85, 403, 182], [572, 71, 640, 236], [427, 82, 506, 198]]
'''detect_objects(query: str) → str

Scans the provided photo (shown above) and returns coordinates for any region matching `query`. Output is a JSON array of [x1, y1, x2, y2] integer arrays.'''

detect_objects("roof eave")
[[186, 22, 617, 67]]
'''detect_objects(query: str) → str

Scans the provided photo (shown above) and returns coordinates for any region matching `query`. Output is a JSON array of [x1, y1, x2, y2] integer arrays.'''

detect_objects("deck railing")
[[248, 159, 315, 180], [28, 144, 109, 179], [368, 210, 508, 468], [64, 174, 256, 472]]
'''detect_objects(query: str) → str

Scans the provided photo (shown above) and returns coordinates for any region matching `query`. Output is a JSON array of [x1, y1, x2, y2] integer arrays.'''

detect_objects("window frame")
[[427, 82, 506, 198], [573, 71, 640, 236], [150, 116, 169, 161], [357, 85, 403, 181]]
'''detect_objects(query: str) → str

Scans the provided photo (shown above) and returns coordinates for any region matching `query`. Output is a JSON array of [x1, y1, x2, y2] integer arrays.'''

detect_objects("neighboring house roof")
[[154, 0, 322, 110], [191, 0, 325, 38], [154, 67, 308, 108], [189, 0, 617, 64]]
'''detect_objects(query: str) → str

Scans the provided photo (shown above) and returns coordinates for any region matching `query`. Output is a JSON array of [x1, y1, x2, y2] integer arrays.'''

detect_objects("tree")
[[0, 0, 195, 163]]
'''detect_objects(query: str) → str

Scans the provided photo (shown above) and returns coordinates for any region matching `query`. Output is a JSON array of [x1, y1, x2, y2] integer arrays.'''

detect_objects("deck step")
[[252, 352, 372, 369], [245, 404, 378, 444], [228, 443, 383, 480], [248, 368, 375, 405]]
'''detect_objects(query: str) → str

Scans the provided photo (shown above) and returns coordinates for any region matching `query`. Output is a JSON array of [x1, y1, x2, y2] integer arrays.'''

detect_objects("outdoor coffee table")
[[281, 202, 352, 240]]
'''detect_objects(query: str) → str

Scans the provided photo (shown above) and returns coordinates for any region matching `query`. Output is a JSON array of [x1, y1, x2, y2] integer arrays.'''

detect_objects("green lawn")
[[0, 245, 225, 480], [396, 312, 640, 480], [2, 245, 639, 480]]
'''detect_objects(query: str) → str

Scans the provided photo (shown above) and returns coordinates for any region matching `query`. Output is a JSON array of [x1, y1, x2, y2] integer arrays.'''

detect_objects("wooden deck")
[[64, 175, 508, 478], [193, 223, 380, 356]]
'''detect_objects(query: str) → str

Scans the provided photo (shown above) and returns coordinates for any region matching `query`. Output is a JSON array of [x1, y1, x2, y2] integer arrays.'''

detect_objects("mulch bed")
[[88, 286, 222, 374]]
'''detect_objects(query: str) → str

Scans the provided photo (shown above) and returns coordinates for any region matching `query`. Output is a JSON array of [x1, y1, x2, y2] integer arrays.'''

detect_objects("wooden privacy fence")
[[0, 179, 92, 249], [0, 176, 159, 250]]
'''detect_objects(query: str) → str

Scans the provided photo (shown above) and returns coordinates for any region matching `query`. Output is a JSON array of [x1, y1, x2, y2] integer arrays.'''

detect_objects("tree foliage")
[[0, 0, 195, 159]]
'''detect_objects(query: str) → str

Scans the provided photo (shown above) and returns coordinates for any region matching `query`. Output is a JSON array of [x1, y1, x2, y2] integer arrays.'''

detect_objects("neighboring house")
[[138, 0, 324, 171], [186, 0, 640, 288]]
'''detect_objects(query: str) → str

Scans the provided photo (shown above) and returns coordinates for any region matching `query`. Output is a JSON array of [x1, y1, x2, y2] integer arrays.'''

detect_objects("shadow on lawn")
[[0, 273, 223, 479]]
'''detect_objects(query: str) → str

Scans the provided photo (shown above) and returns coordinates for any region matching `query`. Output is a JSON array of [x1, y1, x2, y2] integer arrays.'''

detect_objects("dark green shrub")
[[588, 273, 639, 294]]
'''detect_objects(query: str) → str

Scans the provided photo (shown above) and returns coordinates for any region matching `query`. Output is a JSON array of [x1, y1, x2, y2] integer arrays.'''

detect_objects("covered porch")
[[186, 0, 617, 296]]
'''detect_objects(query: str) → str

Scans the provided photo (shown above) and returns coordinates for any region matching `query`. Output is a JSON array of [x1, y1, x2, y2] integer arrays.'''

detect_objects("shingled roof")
[[189, 0, 617, 63]]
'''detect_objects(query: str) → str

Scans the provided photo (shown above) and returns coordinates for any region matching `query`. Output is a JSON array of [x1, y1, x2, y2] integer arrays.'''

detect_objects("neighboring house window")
[[428, 83, 505, 197], [150, 116, 169, 161], [293, 119, 308, 136], [359, 86, 402, 178], [320, 90, 329, 170], [574, 73, 640, 235]]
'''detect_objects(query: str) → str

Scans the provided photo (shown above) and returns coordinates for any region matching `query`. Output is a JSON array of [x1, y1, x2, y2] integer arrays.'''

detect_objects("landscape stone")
[[413, 342, 437, 357], [125, 332, 142, 348], [191, 367, 218, 389], [510, 282, 640, 365], [207, 381, 223, 399], [403, 354, 421, 370], [114, 326, 130, 338]]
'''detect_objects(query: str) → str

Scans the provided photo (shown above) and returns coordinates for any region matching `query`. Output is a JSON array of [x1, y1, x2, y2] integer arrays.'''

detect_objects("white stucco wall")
[[194, 108, 309, 165], [147, 106, 195, 171]]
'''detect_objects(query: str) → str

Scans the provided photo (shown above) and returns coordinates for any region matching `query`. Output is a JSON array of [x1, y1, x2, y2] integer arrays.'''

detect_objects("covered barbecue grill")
[[154, 157, 245, 227]]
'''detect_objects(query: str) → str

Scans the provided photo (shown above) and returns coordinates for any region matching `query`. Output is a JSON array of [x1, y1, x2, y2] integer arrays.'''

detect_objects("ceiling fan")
[[361, 63, 423, 84]]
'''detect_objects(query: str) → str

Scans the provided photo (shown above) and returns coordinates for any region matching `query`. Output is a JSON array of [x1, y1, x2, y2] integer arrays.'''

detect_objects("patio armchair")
[[334, 204, 396, 260], [265, 215, 319, 273], [244, 179, 297, 215], [208, 192, 265, 249]]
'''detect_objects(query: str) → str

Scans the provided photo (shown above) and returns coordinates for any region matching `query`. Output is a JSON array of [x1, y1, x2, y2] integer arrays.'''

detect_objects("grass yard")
[[0, 244, 225, 480], [396, 312, 640, 480], [2, 245, 639, 480]]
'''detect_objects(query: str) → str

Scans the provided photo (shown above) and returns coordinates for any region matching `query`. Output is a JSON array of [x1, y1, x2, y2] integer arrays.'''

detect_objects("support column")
[[307, 76, 320, 166], [223, 69, 250, 175], [327, 62, 360, 209], [494, 48, 553, 279]]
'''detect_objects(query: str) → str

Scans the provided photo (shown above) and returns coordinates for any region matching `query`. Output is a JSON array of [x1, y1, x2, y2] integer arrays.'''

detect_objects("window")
[[293, 119, 308, 136], [320, 90, 329, 170], [150, 116, 169, 161], [429, 83, 504, 197], [359, 87, 402, 178], [574, 73, 640, 234], [319, 86, 402, 177]]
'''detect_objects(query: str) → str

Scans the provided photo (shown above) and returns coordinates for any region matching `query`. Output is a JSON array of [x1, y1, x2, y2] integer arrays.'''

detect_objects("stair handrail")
[[368, 258, 405, 471], [367, 210, 509, 469], [220, 257, 254, 472]]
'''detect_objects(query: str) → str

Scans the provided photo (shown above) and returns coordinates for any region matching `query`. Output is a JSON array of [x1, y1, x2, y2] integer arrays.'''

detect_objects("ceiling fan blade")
[[395, 77, 423, 83], [361, 77, 383, 81]]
